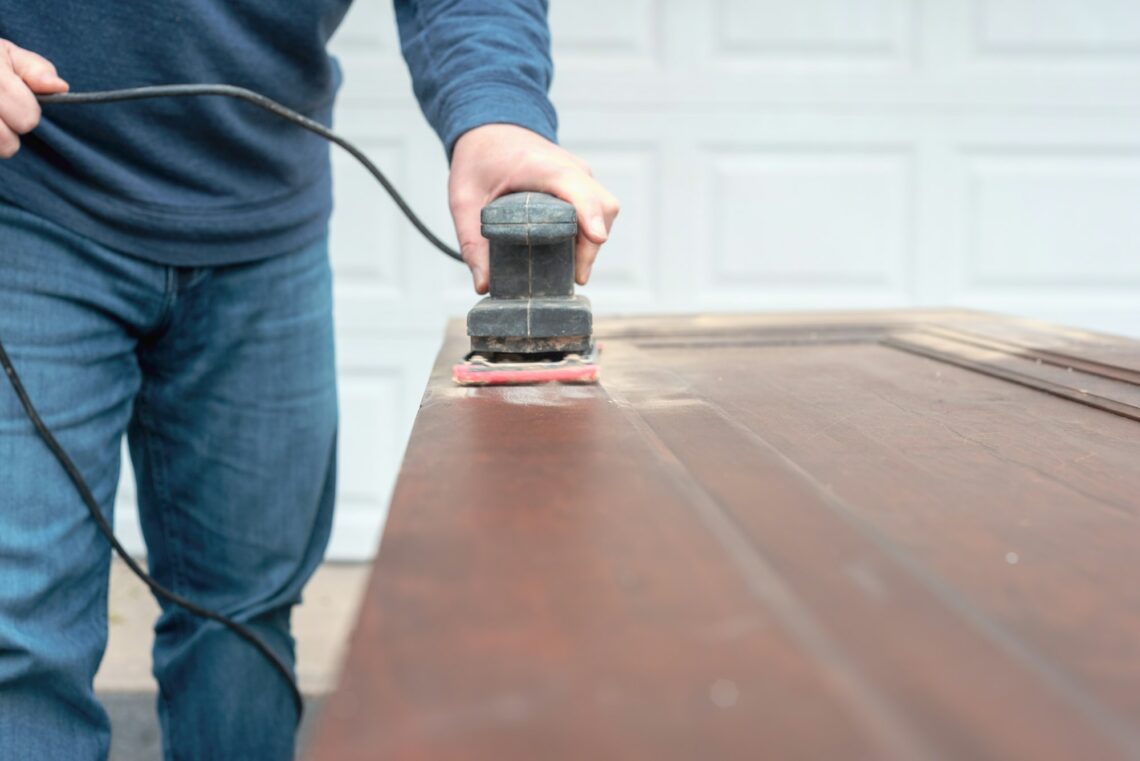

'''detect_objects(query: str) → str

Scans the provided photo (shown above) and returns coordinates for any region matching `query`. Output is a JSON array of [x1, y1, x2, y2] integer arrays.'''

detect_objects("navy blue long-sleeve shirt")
[[0, 0, 557, 265]]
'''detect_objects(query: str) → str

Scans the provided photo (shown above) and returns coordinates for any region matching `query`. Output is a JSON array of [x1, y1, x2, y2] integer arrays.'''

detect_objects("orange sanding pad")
[[453, 346, 601, 386]]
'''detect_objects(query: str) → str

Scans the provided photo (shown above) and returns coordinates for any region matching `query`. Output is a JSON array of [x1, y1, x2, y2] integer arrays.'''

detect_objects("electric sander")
[[452, 191, 600, 386]]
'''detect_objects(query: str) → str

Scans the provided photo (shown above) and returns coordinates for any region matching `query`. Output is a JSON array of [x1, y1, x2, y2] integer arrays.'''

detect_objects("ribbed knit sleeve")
[[394, 0, 558, 159]]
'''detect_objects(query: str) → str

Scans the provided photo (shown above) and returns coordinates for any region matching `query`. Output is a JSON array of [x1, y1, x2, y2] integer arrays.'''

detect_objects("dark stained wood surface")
[[308, 310, 1140, 761]]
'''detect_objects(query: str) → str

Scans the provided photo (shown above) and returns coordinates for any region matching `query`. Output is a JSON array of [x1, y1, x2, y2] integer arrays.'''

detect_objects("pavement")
[[97, 559, 371, 760]]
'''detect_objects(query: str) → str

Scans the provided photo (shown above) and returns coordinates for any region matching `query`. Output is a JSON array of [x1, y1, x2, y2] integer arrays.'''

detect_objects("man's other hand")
[[0, 39, 68, 159], [449, 124, 620, 294]]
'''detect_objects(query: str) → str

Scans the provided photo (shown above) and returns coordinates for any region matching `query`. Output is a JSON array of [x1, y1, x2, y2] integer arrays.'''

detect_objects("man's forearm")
[[394, 0, 557, 158]]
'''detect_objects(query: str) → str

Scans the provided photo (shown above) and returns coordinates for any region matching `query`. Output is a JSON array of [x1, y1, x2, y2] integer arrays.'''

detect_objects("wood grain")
[[308, 310, 1140, 761]]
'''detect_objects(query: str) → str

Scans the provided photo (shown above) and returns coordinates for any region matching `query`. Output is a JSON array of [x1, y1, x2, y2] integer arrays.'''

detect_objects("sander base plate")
[[452, 343, 601, 386]]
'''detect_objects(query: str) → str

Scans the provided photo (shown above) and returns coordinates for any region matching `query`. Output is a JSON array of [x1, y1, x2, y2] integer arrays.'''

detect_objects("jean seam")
[[135, 386, 191, 759], [137, 391, 187, 596], [158, 686, 177, 761], [149, 267, 178, 337]]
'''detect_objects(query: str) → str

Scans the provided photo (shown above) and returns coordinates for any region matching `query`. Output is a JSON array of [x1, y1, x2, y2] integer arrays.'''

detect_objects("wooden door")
[[309, 310, 1140, 760]]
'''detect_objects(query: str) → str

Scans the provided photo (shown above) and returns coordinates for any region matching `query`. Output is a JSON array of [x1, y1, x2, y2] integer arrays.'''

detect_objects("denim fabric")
[[0, 200, 338, 761]]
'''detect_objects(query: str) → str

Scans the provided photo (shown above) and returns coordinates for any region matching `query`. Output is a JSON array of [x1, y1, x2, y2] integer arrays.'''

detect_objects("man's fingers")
[[525, 169, 601, 240], [0, 66, 40, 137], [449, 126, 622, 292], [6, 43, 68, 93], [462, 237, 490, 294], [532, 168, 620, 246], [451, 199, 490, 294], [595, 185, 621, 231], [537, 171, 619, 285], [572, 183, 619, 284], [575, 234, 602, 286], [0, 39, 67, 141], [524, 166, 623, 286], [0, 120, 19, 158]]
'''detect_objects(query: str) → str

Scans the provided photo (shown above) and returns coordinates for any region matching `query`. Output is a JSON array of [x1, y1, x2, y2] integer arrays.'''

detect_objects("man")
[[0, 1, 619, 758]]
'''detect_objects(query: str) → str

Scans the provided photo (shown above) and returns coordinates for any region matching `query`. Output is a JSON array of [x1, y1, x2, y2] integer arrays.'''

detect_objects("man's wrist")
[[440, 81, 558, 160]]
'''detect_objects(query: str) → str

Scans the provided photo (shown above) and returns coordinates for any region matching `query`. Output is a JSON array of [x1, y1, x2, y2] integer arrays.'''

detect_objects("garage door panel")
[[965, 151, 1140, 288], [978, 0, 1140, 54], [550, 0, 660, 69], [701, 146, 912, 293], [713, 0, 914, 62]]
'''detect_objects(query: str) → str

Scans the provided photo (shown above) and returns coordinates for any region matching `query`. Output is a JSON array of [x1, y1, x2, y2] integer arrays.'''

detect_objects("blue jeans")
[[0, 201, 338, 760]]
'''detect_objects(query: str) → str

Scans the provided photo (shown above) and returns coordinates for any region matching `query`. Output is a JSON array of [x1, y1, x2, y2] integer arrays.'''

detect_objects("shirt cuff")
[[437, 80, 559, 160]]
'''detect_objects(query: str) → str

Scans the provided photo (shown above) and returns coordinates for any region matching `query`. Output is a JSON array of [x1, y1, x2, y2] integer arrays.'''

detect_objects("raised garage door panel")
[[309, 310, 1140, 760]]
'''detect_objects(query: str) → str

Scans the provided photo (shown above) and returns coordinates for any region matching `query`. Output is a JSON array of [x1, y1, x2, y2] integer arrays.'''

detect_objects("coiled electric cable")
[[39, 84, 463, 262], [1, 84, 467, 724]]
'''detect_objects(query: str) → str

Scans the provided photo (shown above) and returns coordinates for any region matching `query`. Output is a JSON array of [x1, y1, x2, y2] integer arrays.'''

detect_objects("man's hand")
[[0, 39, 68, 159], [449, 124, 620, 294]]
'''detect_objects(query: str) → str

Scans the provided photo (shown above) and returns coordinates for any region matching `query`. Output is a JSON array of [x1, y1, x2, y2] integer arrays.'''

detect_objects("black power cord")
[[39, 84, 464, 262], [1, 84, 466, 724]]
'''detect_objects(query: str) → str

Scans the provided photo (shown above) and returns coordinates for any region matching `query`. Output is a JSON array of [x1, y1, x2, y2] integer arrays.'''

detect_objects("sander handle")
[[480, 191, 578, 246]]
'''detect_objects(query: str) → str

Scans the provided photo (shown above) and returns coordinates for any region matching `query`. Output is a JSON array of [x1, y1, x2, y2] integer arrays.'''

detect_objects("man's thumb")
[[6, 43, 68, 92]]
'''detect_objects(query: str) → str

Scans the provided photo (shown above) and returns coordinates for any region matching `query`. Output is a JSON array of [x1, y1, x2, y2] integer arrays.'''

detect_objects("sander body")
[[453, 192, 599, 385]]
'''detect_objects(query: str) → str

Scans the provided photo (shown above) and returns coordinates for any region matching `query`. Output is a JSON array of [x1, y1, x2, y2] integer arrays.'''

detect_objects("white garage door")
[[116, 0, 1140, 560]]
